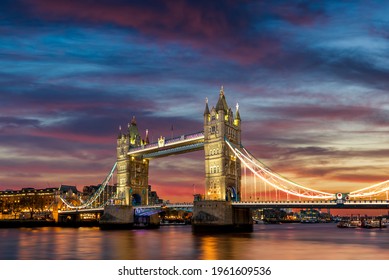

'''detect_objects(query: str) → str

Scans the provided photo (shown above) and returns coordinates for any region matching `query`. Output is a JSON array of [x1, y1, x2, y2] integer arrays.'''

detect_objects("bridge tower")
[[116, 116, 149, 206], [193, 86, 251, 232], [203, 86, 241, 201]]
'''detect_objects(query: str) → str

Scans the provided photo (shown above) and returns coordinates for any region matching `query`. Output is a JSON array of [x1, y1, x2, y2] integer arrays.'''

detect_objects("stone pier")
[[192, 201, 253, 232], [99, 205, 134, 229]]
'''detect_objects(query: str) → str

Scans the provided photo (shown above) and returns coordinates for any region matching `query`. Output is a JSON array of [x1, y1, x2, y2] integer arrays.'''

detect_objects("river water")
[[0, 223, 388, 260]]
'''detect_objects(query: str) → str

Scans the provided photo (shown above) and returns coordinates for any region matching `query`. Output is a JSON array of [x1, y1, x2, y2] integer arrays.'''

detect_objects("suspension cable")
[[59, 162, 117, 209]]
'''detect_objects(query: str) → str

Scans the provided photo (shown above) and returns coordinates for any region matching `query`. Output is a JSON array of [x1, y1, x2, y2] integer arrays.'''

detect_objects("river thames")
[[1, 223, 389, 260]]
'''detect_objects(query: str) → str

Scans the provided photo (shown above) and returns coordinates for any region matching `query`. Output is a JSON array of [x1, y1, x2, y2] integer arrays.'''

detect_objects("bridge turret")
[[234, 103, 241, 145], [204, 97, 210, 118], [234, 103, 241, 125], [117, 125, 122, 139], [128, 116, 141, 148], [117, 125, 129, 158], [144, 129, 150, 145], [215, 86, 229, 113]]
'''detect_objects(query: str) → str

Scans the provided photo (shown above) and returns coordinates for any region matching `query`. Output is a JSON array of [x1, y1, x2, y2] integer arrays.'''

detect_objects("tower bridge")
[[59, 86, 389, 231], [115, 86, 242, 207]]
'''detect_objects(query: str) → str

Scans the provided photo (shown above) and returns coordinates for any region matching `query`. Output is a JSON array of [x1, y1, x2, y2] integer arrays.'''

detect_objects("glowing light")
[[226, 140, 334, 199]]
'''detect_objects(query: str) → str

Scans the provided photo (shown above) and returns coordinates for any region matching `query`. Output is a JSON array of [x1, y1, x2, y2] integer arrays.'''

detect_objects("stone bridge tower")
[[193, 86, 251, 232], [203, 86, 241, 201], [116, 116, 149, 206]]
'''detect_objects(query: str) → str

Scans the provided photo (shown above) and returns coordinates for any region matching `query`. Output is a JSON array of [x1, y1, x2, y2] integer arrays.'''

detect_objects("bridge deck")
[[128, 132, 204, 158]]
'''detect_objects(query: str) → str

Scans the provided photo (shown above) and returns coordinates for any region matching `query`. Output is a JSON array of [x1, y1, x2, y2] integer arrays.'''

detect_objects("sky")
[[1, 0, 389, 203]]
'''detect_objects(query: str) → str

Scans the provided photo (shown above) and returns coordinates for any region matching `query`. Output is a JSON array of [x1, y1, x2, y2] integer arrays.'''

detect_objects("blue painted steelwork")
[[226, 186, 238, 202], [136, 209, 161, 216]]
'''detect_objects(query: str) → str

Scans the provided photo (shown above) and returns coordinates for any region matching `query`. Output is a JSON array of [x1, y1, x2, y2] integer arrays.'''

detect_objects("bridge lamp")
[[336, 193, 342, 200]]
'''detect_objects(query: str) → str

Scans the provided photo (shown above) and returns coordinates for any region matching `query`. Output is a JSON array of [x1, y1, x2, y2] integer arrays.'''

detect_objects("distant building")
[[83, 185, 99, 195], [148, 185, 163, 205], [59, 185, 79, 195], [0, 187, 57, 219]]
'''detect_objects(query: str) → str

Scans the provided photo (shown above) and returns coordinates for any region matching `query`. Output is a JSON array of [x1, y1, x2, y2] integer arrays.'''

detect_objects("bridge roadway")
[[58, 200, 389, 215], [127, 131, 204, 159]]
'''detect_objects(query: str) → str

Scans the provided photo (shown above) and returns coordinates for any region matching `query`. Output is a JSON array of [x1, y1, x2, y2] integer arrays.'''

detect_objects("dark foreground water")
[[0, 223, 388, 260]]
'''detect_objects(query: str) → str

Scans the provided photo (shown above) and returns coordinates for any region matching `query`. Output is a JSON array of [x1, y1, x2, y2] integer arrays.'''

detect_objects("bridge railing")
[[134, 202, 194, 209], [232, 200, 389, 205], [233, 200, 337, 205], [129, 143, 158, 153]]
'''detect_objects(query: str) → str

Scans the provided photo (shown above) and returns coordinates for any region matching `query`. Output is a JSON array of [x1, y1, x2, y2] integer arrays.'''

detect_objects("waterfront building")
[[0, 187, 57, 219]]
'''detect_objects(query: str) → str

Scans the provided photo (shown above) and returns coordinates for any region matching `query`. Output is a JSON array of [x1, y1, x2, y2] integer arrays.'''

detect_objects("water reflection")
[[199, 236, 218, 259], [0, 223, 388, 260]]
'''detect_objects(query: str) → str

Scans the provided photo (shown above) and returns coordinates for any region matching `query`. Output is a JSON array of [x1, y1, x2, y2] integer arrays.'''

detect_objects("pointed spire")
[[235, 102, 241, 120], [131, 115, 136, 125], [204, 97, 210, 115], [216, 85, 228, 112], [145, 129, 149, 144], [117, 125, 122, 139]]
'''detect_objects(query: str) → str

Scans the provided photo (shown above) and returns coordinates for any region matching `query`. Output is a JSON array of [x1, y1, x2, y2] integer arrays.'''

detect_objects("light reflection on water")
[[0, 223, 388, 260]]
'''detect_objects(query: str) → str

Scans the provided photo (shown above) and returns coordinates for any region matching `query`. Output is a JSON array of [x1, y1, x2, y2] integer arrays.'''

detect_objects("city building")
[[0, 183, 163, 219], [0, 187, 57, 219], [148, 185, 163, 205]]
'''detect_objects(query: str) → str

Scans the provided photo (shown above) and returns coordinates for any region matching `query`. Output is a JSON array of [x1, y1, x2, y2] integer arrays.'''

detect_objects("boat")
[[362, 219, 387, 229], [301, 217, 318, 223], [337, 220, 361, 228]]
